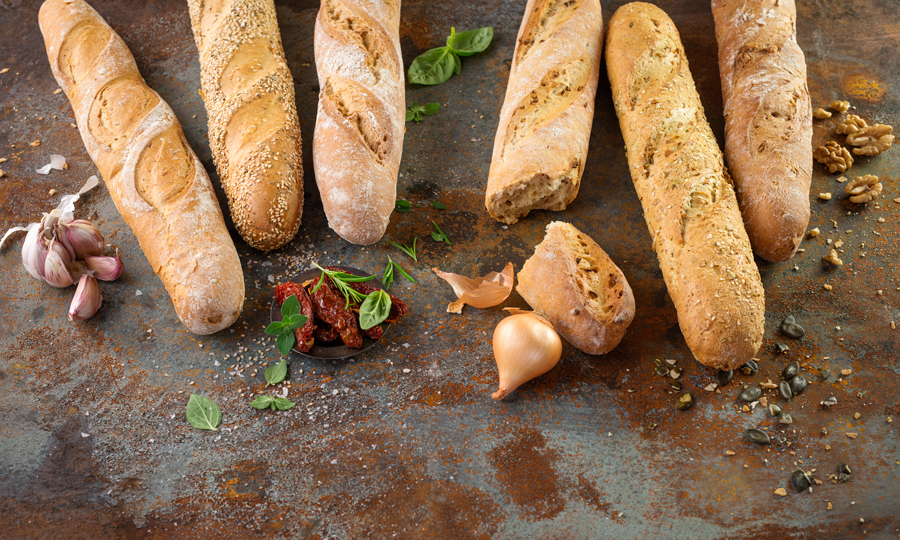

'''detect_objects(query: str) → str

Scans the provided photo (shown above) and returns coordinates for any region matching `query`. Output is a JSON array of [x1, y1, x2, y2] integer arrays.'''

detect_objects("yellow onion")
[[491, 310, 562, 400], [432, 263, 514, 312]]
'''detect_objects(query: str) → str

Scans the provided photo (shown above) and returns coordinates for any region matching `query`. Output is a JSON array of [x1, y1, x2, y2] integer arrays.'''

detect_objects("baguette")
[[313, 0, 404, 245], [605, 3, 764, 370], [485, 0, 603, 224], [712, 0, 812, 262], [188, 0, 303, 252], [39, 0, 244, 335], [517, 222, 634, 355]]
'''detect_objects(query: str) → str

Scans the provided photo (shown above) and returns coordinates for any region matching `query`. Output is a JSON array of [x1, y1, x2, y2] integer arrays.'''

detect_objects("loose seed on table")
[[775, 342, 790, 353], [769, 403, 783, 416], [783, 361, 800, 380], [740, 387, 762, 402], [740, 359, 759, 375], [791, 375, 808, 395], [655, 365, 669, 377], [840, 462, 852, 475], [780, 381, 793, 400], [821, 396, 838, 407], [717, 369, 733, 386], [791, 470, 810, 491], [781, 316, 806, 339], [777, 412, 793, 424], [675, 392, 694, 411], [746, 428, 771, 445]]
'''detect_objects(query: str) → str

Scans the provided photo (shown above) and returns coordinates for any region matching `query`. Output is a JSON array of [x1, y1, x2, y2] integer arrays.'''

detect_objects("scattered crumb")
[[823, 284, 833, 291], [827, 502, 833, 510], [774, 488, 787, 497], [893, 198, 900, 204], [854, 412, 861, 419], [846, 432, 857, 439], [813, 107, 832, 119], [818, 192, 832, 200], [887, 416, 893, 424], [725, 450, 735, 456], [808, 227, 819, 238], [0, 169, 5, 178], [0, 158, 6, 163], [48, 189, 56, 196], [825, 444, 832, 450], [53, 88, 62, 95], [447, 300, 464, 314], [837, 176, 848, 183], [30, 140, 40, 147], [841, 369, 852, 376], [0, 68, 8, 74]]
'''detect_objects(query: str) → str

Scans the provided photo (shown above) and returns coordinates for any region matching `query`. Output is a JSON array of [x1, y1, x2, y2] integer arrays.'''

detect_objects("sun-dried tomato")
[[274, 281, 316, 352], [307, 275, 363, 349]]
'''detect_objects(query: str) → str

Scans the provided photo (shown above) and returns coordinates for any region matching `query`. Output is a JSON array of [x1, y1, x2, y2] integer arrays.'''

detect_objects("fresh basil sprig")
[[395, 200, 412, 213], [390, 237, 418, 261], [431, 221, 452, 246], [311, 263, 375, 309], [406, 101, 440, 122], [409, 27, 494, 85], [265, 359, 287, 387], [359, 289, 391, 330], [431, 201, 447, 210], [186, 394, 222, 431], [251, 395, 296, 411], [264, 295, 308, 355]]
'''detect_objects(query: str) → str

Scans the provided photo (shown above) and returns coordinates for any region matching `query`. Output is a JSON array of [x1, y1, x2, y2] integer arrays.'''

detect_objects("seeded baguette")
[[188, 0, 303, 252], [485, 0, 603, 225], [712, 0, 812, 262], [313, 0, 404, 245], [517, 222, 634, 355], [39, 0, 244, 335], [605, 3, 764, 370]]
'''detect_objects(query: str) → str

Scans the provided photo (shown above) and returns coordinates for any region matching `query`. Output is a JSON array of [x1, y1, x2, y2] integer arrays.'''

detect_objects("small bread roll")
[[517, 222, 634, 355]]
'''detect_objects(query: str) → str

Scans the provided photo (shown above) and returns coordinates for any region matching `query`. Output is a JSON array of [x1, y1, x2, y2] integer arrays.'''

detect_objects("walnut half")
[[847, 123, 894, 156], [845, 174, 882, 204], [836, 114, 868, 136], [814, 141, 853, 173], [830, 100, 850, 113]]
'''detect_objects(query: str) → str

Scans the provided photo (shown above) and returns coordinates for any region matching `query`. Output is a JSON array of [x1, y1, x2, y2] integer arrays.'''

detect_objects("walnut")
[[813, 141, 853, 173], [824, 249, 843, 266], [847, 123, 894, 156], [813, 107, 832, 119], [836, 114, 867, 135], [830, 100, 850, 113], [844, 174, 882, 204]]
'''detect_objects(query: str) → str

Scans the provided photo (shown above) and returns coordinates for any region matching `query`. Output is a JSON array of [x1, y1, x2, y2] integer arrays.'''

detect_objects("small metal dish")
[[269, 266, 390, 360]]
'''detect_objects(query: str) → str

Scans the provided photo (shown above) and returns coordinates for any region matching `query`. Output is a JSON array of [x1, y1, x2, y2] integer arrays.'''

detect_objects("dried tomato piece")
[[307, 275, 363, 349], [314, 323, 339, 343], [274, 281, 316, 352]]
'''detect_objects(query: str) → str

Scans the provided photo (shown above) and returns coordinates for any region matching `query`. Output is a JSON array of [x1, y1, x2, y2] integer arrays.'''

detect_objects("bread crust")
[[712, 0, 812, 262], [313, 0, 404, 245], [188, 0, 304, 252], [517, 222, 634, 355], [606, 2, 764, 370], [486, 0, 603, 225], [39, 0, 244, 335]]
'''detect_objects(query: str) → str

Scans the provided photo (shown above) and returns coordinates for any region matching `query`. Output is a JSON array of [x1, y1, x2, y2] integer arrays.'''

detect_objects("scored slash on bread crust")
[[712, 0, 812, 263], [485, 0, 604, 225], [188, 0, 303, 252], [313, 0, 404, 245], [39, 0, 245, 335], [606, 2, 764, 370], [517, 222, 634, 355]]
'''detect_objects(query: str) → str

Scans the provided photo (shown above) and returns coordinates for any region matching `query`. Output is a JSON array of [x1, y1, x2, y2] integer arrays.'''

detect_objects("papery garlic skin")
[[492, 312, 562, 400], [63, 219, 104, 259], [21, 225, 48, 281], [43, 239, 74, 288], [68, 274, 102, 321], [85, 250, 123, 281]]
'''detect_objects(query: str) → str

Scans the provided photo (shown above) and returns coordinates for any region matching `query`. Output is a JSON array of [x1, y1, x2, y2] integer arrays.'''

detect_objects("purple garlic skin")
[[68, 274, 102, 321], [85, 250, 123, 281], [63, 219, 104, 260], [43, 239, 74, 288], [22, 225, 48, 281]]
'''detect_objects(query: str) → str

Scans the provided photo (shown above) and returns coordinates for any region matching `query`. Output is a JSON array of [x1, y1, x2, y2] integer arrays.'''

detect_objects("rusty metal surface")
[[1, 0, 898, 538]]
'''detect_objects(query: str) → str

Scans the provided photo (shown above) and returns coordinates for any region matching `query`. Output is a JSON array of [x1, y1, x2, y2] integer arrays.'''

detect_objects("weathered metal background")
[[1, 0, 898, 538]]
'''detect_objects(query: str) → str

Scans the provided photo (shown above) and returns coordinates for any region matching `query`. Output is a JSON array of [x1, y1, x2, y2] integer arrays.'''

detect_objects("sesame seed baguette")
[[39, 0, 244, 335], [605, 3, 764, 370], [313, 0, 405, 245], [188, 0, 303, 252], [486, 0, 604, 225], [712, 0, 812, 263]]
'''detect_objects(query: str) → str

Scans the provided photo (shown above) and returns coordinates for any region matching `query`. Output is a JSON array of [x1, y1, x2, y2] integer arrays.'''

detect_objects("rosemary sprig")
[[311, 263, 374, 309], [390, 237, 418, 261]]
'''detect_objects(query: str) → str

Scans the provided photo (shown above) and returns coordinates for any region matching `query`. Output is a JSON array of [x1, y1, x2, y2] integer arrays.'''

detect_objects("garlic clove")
[[21, 224, 49, 281], [85, 249, 123, 281], [68, 274, 102, 321], [43, 239, 74, 288], [64, 219, 104, 259], [491, 312, 562, 400], [55, 220, 77, 261]]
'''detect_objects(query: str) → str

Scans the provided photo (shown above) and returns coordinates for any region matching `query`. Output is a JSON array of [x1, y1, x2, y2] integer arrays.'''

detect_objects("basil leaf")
[[449, 27, 494, 56], [276, 331, 294, 356], [393, 262, 416, 283], [186, 394, 221, 431], [281, 295, 300, 319], [264, 321, 285, 336], [431, 200, 447, 209], [359, 289, 391, 330], [285, 314, 309, 330], [405, 109, 415, 122], [382, 258, 395, 291], [395, 200, 412, 213], [265, 359, 288, 386], [274, 397, 295, 410], [421, 103, 440, 116], [409, 47, 459, 85], [251, 395, 275, 410], [432, 221, 452, 246], [431, 231, 443, 242]]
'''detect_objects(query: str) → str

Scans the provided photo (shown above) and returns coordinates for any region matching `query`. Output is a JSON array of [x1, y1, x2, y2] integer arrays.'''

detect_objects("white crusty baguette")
[[605, 3, 764, 370], [517, 222, 634, 355], [712, 0, 812, 263], [39, 0, 244, 335], [486, 0, 604, 224], [313, 0, 404, 245], [188, 0, 304, 252]]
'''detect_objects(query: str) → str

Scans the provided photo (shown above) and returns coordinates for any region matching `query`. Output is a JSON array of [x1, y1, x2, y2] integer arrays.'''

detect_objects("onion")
[[432, 263, 514, 311], [491, 311, 562, 400]]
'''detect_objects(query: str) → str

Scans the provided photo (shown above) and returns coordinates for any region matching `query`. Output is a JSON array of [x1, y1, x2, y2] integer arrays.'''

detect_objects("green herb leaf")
[[274, 397, 295, 410], [311, 269, 326, 294], [393, 261, 416, 283], [431, 231, 443, 242], [405, 109, 415, 122], [186, 394, 221, 431], [390, 237, 417, 261], [276, 331, 294, 356], [448, 27, 494, 56], [431, 221, 452, 246], [312, 263, 371, 309], [409, 46, 460, 85], [395, 199, 412, 213], [285, 314, 309, 330], [431, 200, 447, 209], [265, 359, 288, 386], [264, 321, 285, 336], [382, 257, 395, 291], [359, 289, 391, 330], [251, 395, 275, 410], [281, 295, 300, 319]]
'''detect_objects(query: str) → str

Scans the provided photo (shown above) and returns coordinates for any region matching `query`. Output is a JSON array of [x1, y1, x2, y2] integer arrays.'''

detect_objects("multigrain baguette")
[[39, 0, 244, 335], [313, 0, 404, 245], [517, 222, 634, 355], [188, 0, 304, 252], [605, 3, 764, 370], [486, 0, 603, 224], [712, 0, 812, 262]]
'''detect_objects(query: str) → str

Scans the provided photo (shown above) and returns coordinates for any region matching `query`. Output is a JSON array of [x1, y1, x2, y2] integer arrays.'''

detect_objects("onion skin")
[[491, 312, 562, 400]]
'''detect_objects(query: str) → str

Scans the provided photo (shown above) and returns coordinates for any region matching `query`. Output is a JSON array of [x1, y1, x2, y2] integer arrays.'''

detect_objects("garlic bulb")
[[492, 311, 562, 400], [68, 274, 102, 321], [43, 239, 74, 288]]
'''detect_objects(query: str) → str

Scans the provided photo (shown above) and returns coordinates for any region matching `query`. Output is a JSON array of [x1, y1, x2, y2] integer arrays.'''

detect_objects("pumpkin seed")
[[669, 366, 683, 379], [775, 342, 790, 353], [740, 359, 759, 376], [717, 369, 733, 386], [839, 462, 852, 475], [790, 375, 808, 395], [836, 473, 851, 484], [675, 392, 694, 411], [746, 428, 771, 445], [779, 381, 793, 400], [818, 368, 831, 381], [790, 469, 810, 491], [782, 361, 800, 380], [670, 380, 682, 391], [740, 387, 762, 402], [768, 404, 783, 416], [777, 412, 793, 424], [821, 396, 838, 407], [781, 315, 806, 339], [655, 365, 669, 377]]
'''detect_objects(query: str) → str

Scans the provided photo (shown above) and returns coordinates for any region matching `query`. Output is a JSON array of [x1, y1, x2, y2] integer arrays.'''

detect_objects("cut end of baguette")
[[558, 224, 627, 322], [487, 170, 579, 225]]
